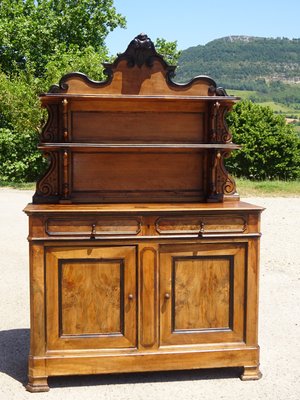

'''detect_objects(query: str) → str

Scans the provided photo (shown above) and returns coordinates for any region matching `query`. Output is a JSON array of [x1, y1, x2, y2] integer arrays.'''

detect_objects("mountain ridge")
[[176, 36, 300, 86]]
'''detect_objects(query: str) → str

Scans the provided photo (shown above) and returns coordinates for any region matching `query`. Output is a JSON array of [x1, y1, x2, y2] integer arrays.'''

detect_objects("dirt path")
[[0, 190, 299, 399]]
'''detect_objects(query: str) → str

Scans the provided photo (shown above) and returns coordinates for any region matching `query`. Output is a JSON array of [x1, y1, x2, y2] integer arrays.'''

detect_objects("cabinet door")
[[45, 246, 136, 350], [160, 242, 246, 346]]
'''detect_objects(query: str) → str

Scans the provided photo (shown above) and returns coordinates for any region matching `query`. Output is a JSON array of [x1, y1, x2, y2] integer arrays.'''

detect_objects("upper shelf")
[[33, 34, 241, 205], [41, 94, 240, 101], [38, 143, 241, 151]]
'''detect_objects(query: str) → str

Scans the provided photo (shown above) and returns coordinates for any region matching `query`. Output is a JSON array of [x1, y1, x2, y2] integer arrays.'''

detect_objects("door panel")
[[173, 256, 233, 331], [60, 259, 123, 335], [45, 246, 136, 350], [160, 243, 246, 346]]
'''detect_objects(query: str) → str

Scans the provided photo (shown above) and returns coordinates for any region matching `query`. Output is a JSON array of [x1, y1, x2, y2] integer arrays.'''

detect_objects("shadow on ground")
[[0, 329, 29, 385], [49, 366, 243, 389], [0, 328, 242, 389]]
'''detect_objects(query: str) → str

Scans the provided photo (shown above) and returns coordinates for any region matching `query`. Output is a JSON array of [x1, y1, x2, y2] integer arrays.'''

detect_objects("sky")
[[106, 0, 300, 55]]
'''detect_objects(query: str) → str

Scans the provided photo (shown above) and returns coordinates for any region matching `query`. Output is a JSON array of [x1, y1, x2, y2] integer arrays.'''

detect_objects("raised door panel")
[[160, 243, 246, 346], [45, 246, 136, 350]]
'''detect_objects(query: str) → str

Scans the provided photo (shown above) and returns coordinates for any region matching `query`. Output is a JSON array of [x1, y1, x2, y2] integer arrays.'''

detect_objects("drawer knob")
[[128, 294, 134, 300], [90, 223, 96, 239], [199, 221, 205, 236], [164, 293, 170, 300]]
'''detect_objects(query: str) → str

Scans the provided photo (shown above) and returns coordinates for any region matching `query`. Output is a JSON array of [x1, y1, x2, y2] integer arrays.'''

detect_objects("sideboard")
[[24, 33, 263, 392]]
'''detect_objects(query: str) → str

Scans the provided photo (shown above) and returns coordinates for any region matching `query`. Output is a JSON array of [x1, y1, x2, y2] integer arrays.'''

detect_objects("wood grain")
[[72, 111, 205, 143], [26, 34, 262, 391], [173, 257, 232, 330], [45, 246, 137, 350], [160, 242, 246, 346], [71, 152, 205, 202], [139, 246, 158, 349], [60, 259, 123, 335]]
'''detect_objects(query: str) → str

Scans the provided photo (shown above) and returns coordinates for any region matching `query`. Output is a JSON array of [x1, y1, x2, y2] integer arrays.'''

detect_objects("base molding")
[[240, 365, 262, 381], [26, 350, 261, 391], [26, 376, 49, 393]]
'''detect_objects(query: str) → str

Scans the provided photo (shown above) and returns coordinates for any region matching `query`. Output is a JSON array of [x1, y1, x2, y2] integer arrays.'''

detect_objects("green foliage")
[[176, 34, 300, 181], [0, 44, 112, 182], [177, 36, 300, 110], [239, 81, 300, 108], [43, 45, 109, 88], [226, 101, 300, 180], [0, 71, 45, 182], [0, 128, 44, 182], [154, 38, 181, 66], [0, 0, 125, 76], [0, 0, 125, 182], [177, 36, 300, 84], [235, 178, 300, 197]]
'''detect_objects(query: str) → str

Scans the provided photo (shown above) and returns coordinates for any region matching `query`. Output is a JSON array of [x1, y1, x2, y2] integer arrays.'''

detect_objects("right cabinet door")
[[159, 242, 247, 346]]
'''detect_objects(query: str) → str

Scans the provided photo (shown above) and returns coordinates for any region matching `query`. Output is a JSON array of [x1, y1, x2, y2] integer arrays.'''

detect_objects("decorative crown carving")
[[122, 33, 161, 68], [47, 33, 228, 96], [103, 33, 174, 72]]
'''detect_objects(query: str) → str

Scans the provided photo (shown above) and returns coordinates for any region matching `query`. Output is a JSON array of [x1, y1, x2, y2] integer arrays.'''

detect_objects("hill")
[[176, 36, 300, 87], [175, 36, 300, 131]]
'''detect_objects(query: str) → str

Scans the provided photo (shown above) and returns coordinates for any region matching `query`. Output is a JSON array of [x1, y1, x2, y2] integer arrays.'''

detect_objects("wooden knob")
[[164, 293, 170, 300], [90, 223, 96, 239], [128, 294, 134, 300]]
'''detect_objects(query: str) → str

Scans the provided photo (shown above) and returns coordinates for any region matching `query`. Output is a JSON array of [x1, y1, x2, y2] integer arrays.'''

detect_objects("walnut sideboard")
[[24, 34, 263, 392]]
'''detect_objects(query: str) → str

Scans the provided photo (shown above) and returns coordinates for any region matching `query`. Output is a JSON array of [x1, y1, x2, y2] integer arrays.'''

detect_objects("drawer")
[[155, 215, 247, 235], [46, 217, 142, 237]]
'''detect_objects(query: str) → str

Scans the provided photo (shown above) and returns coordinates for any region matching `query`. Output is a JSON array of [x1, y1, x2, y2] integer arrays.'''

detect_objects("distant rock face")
[[216, 35, 262, 43]]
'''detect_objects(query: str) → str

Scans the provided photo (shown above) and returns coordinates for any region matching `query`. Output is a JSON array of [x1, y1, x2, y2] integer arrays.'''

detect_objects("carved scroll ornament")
[[208, 150, 238, 202], [33, 152, 59, 203], [40, 104, 60, 142], [210, 102, 233, 143]]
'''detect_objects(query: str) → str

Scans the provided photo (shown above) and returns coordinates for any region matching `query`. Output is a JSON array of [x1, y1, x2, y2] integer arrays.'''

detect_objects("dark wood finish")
[[33, 33, 239, 205], [71, 111, 205, 143], [25, 34, 263, 391]]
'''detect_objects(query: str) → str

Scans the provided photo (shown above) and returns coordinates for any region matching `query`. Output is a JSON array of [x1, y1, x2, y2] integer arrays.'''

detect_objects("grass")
[[236, 178, 300, 197], [0, 179, 299, 197], [257, 101, 297, 114], [0, 180, 35, 190], [227, 89, 300, 119], [227, 89, 256, 99], [294, 125, 300, 135]]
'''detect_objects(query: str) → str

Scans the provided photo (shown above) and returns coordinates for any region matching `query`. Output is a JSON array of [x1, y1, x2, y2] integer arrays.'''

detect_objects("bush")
[[226, 100, 300, 180], [0, 46, 107, 182], [0, 0, 125, 183], [0, 129, 45, 182], [0, 71, 45, 182]]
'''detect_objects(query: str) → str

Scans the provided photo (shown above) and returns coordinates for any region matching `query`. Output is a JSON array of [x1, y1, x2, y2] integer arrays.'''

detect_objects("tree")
[[0, 46, 110, 182], [0, 0, 126, 182], [226, 100, 300, 180], [0, 0, 125, 76], [154, 38, 181, 66], [0, 2, 188, 183]]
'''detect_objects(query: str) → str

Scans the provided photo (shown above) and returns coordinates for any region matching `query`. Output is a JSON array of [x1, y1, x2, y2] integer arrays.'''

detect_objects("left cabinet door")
[[45, 245, 137, 350]]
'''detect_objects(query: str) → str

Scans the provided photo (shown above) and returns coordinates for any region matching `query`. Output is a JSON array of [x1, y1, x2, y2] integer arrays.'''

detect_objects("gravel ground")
[[0, 189, 299, 400]]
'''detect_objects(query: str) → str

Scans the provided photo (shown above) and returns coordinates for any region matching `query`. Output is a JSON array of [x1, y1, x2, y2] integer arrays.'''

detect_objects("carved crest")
[[102, 33, 176, 78], [48, 33, 228, 94], [120, 33, 164, 68]]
